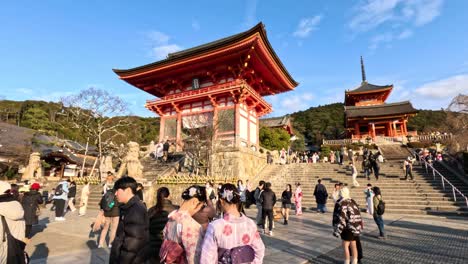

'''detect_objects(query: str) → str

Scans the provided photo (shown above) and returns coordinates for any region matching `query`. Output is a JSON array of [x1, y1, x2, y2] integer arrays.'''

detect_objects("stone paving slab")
[[312, 217, 468, 264], [26, 205, 468, 264]]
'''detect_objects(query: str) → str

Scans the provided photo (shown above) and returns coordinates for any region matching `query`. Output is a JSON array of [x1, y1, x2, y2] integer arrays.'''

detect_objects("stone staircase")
[[416, 161, 468, 196], [379, 144, 412, 160], [77, 157, 180, 211], [257, 162, 468, 216]]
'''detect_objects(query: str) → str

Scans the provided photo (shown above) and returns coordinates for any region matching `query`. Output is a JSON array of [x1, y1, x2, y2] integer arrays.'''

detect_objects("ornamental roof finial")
[[361, 56, 366, 83]]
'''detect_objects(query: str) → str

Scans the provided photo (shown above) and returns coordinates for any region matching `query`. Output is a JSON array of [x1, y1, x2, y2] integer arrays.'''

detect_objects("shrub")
[[41, 160, 51, 169], [320, 145, 331, 157], [5, 168, 17, 180]]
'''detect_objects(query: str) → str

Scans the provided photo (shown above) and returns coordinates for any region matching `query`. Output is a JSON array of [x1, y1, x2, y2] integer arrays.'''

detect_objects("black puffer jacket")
[[21, 190, 43, 225], [260, 190, 277, 210], [144, 199, 177, 263], [110, 195, 149, 264]]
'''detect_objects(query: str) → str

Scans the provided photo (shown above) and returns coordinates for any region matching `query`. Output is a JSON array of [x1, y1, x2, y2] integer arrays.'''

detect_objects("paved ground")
[[27, 206, 468, 264]]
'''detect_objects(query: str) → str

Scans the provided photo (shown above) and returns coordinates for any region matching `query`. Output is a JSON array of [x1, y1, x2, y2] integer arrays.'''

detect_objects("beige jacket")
[[0, 200, 25, 262]]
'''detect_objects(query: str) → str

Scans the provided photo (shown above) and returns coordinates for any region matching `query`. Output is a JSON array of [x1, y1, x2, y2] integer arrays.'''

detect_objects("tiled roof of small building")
[[260, 115, 291, 127], [345, 101, 417, 118]]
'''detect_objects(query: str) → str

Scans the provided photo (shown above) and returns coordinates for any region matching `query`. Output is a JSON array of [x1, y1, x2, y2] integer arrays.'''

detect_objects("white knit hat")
[[0, 181, 11, 194]]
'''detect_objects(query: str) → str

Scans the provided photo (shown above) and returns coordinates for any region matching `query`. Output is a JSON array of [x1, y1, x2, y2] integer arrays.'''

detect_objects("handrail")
[[411, 150, 468, 209]]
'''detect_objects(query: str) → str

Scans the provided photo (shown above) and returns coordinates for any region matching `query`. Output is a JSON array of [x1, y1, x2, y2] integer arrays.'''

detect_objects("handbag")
[[159, 239, 186, 264], [1, 215, 29, 264]]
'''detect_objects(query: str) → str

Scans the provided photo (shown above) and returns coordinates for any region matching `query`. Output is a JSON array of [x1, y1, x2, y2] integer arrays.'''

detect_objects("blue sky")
[[1, 0, 467, 117]]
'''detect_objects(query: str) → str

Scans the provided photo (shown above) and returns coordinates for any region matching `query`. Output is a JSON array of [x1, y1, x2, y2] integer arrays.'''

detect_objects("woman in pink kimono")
[[201, 183, 265, 264], [160, 185, 207, 264], [294, 182, 303, 215]]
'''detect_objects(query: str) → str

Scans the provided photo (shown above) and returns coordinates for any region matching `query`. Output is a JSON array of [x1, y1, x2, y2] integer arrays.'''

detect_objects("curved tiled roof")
[[345, 101, 417, 118], [260, 115, 291, 127], [346, 81, 393, 94], [113, 22, 298, 87]]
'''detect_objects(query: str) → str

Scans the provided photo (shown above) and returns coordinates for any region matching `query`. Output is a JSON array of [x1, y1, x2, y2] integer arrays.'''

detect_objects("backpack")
[[376, 199, 385, 215], [54, 183, 64, 196], [252, 188, 261, 204], [100, 191, 116, 212]]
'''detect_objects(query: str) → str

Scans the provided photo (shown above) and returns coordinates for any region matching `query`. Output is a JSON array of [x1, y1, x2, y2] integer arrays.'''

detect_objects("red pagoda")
[[344, 57, 417, 139], [113, 23, 298, 149]]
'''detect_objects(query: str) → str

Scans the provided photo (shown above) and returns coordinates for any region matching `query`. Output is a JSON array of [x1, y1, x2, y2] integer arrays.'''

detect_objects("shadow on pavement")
[[30, 242, 49, 261]]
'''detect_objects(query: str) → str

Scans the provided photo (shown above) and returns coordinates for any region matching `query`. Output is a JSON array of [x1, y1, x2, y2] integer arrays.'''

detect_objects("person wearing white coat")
[[0, 181, 26, 263]]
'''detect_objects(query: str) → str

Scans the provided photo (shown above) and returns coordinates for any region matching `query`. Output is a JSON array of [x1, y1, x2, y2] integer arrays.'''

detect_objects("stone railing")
[[156, 173, 238, 185], [374, 136, 402, 144], [411, 134, 452, 142], [322, 139, 358, 145]]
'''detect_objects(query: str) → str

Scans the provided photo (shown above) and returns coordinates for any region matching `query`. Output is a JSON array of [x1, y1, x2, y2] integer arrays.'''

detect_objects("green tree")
[[259, 127, 290, 150], [21, 107, 53, 132]]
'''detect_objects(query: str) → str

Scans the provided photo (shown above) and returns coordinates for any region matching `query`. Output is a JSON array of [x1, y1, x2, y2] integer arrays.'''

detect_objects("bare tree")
[[61, 87, 130, 177], [181, 109, 235, 176], [444, 94, 468, 152]]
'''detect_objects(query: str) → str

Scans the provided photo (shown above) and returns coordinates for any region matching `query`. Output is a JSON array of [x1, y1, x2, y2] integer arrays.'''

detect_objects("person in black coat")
[[110, 176, 149, 264], [67, 181, 77, 212], [281, 184, 292, 225], [260, 182, 276, 236], [21, 183, 43, 239], [313, 179, 328, 213], [144, 187, 177, 263]]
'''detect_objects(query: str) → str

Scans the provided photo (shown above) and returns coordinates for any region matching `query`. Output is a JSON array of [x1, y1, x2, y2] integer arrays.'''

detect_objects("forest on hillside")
[[0, 100, 159, 146]]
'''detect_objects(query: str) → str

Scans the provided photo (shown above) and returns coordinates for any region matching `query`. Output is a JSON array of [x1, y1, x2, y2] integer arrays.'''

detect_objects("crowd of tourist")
[[0, 156, 392, 263]]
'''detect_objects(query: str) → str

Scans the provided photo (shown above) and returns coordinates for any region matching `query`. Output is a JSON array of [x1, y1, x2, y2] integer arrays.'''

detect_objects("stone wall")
[[211, 146, 266, 183]]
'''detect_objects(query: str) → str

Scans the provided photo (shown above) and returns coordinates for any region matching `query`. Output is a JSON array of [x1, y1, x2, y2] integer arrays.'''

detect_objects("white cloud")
[[349, 0, 443, 32], [280, 92, 315, 112], [293, 16, 323, 38], [147, 31, 170, 45], [15, 88, 33, 94], [369, 33, 394, 50], [349, 0, 443, 51], [397, 29, 413, 39], [243, 0, 258, 28], [191, 20, 200, 31], [151, 44, 183, 60], [369, 28, 412, 50], [349, 0, 402, 32], [415, 74, 468, 99], [146, 31, 182, 60], [413, 0, 444, 26]]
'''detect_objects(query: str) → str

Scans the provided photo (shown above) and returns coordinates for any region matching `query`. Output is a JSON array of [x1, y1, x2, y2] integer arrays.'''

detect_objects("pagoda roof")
[[346, 81, 393, 94], [345, 101, 418, 118], [113, 22, 298, 97], [260, 115, 291, 127]]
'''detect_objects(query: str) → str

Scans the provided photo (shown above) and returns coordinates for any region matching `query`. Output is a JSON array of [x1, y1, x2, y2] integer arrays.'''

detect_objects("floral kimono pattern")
[[162, 210, 204, 264], [201, 213, 265, 264], [294, 187, 303, 215]]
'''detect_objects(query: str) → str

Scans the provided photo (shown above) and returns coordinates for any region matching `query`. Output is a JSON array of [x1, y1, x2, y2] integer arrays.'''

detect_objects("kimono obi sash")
[[160, 239, 186, 264], [218, 245, 255, 264]]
